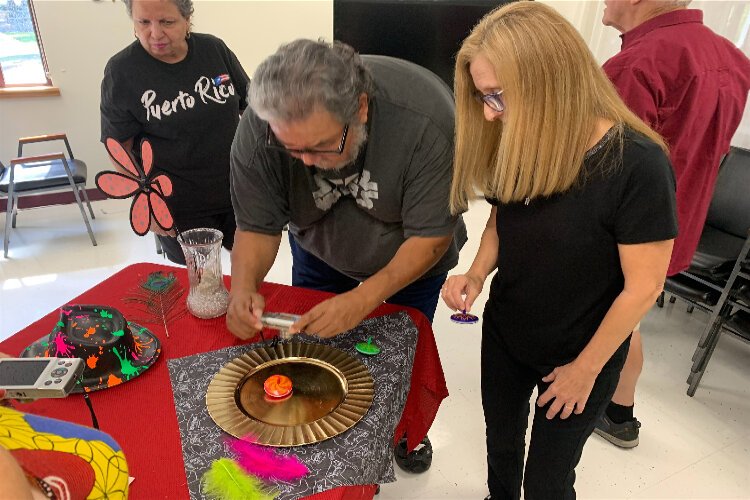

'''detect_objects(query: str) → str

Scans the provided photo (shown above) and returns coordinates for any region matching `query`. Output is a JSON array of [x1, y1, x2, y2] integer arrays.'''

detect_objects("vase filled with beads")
[[178, 228, 229, 319]]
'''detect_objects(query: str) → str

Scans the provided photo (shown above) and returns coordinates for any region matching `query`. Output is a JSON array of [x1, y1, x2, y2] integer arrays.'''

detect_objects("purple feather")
[[227, 436, 308, 482]]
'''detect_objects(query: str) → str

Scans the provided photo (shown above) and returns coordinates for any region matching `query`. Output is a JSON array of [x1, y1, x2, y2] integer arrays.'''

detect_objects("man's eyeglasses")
[[265, 123, 349, 156], [474, 90, 505, 113]]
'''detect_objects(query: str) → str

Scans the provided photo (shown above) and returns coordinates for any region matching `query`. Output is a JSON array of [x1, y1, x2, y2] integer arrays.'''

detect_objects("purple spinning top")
[[450, 310, 479, 324]]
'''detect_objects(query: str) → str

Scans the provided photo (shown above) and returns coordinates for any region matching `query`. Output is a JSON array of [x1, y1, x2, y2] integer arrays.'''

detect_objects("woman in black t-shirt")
[[100, 0, 249, 264], [442, 3, 677, 499]]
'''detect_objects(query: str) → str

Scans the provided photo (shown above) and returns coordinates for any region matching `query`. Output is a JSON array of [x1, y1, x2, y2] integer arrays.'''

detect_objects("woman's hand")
[[149, 217, 176, 237], [441, 273, 484, 313], [536, 361, 599, 419], [1, 352, 11, 405]]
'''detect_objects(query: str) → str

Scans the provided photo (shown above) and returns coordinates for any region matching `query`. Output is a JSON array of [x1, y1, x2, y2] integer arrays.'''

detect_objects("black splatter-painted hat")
[[22, 305, 161, 392]]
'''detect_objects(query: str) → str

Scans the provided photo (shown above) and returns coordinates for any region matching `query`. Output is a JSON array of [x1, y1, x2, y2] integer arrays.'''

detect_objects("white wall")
[[541, 0, 750, 148], [0, 0, 333, 178], [541, 1, 749, 63], [2, 0, 748, 175]]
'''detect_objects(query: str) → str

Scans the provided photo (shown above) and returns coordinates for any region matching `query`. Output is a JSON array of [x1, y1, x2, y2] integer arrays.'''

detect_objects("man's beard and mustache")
[[315, 123, 368, 171]]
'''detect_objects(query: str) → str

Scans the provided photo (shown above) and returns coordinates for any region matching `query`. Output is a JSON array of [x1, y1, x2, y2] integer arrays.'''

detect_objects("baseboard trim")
[[0, 188, 107, 212]]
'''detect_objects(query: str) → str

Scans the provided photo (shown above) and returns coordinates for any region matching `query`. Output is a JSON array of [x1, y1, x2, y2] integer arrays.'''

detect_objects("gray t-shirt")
[[230, 55, 467, 280]]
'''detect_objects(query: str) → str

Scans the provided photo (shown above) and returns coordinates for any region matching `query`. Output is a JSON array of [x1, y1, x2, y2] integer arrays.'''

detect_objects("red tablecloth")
[[0, 263, 448, 499]]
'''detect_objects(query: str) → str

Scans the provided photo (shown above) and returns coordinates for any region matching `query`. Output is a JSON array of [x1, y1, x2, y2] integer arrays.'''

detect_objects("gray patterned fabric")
[[167, 312, 417, 499]]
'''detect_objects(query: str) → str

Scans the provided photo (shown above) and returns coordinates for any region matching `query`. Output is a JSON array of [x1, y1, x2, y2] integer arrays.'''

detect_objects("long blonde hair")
[[450, 2, 666, 212]]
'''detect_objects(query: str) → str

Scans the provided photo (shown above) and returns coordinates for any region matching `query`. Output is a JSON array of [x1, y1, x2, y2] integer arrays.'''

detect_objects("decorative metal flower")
[[96, 138, 174, 236]]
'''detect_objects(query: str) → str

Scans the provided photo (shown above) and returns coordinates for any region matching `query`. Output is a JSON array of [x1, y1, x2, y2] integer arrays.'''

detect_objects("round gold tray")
[[206, 342, 374, 446]]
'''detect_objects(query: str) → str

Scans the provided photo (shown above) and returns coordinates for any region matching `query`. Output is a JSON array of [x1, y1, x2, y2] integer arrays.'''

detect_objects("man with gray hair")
[[227, 39, 466, 471], [596, 0, 750, 448]]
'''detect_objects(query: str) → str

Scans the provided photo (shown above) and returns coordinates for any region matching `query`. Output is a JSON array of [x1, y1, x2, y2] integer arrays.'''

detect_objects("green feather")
[[202, 458, 278, 500]]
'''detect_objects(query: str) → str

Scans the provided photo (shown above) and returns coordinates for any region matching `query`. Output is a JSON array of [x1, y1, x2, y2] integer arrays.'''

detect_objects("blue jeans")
[[288, 234, 445, 322]]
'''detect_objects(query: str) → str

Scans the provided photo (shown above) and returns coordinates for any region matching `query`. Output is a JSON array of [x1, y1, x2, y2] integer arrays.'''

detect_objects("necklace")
[[30, 476, 57, 500]]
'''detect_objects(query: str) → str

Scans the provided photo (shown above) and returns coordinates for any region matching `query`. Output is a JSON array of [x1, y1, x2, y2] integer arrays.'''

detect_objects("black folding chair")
[[0, 133, 96, 258], [656, 146, 750, 396]]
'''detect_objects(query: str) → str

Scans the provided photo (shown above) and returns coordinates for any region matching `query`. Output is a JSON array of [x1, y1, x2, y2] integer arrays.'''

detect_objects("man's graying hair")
[[122, 0, 194, 19], [250, 39, 374, 124]]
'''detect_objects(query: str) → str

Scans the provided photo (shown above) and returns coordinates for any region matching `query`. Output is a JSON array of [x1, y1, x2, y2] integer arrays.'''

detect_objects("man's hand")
[[290, 292, 370, 338], [226, 290, 265, 340]]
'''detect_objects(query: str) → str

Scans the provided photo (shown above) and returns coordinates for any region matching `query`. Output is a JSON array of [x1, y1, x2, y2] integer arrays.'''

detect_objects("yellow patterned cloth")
[[0, 406, 129, 499]]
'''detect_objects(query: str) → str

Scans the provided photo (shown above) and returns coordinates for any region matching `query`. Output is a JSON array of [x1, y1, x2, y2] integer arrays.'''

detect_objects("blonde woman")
[[442, 3, 677, 498]]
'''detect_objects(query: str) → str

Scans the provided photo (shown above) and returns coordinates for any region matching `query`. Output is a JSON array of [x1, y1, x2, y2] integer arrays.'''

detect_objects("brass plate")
[[206, 342, 374, 447]]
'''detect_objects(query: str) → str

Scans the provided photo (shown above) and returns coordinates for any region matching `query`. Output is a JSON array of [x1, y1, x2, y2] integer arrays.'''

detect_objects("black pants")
[[157, 211, 236, 265], [481, 319, 629, 500]]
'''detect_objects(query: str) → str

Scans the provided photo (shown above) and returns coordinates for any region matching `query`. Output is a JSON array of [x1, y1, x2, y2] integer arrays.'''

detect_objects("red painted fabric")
[[0, 263, 447, 499], [603, 9, 750, 275], [12, 449, 95, 499]]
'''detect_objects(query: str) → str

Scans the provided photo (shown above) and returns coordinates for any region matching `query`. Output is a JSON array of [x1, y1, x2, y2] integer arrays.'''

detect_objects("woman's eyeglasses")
[[474, 90, 505, 113], [265, 123, 349, 155]]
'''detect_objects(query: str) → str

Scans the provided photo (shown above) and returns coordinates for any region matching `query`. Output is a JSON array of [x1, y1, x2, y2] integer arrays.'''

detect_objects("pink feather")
[[227, 436, 308, 482]]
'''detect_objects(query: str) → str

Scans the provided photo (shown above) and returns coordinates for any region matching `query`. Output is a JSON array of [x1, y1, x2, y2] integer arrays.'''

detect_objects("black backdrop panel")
[[333, 0, 510, 88]]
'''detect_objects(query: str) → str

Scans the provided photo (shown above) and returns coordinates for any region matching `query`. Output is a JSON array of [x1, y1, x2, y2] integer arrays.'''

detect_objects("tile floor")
[[1, 198, 749, 499]]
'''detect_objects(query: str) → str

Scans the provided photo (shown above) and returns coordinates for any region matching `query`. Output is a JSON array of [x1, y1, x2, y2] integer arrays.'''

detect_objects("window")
[[0, 0, 50, 87]]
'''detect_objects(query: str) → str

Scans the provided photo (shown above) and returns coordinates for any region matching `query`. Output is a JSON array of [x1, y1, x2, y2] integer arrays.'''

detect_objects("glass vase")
[[178, 228, 229, 319]]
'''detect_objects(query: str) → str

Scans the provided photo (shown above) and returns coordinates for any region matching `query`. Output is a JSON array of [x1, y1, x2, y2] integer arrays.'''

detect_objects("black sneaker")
[[593, 413, 641, 448], [394, 435, 433, 473]]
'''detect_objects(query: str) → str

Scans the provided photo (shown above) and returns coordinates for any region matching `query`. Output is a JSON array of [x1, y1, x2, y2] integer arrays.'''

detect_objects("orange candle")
[[264, 374, 293, 399]]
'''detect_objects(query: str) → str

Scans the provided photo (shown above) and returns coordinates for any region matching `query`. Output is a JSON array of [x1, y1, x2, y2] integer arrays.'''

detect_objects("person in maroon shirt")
[[597, 0, 750, 448]]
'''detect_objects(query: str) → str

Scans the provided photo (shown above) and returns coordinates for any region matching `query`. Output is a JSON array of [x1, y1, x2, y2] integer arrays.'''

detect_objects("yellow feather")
[[201, 458, 277, 500]]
